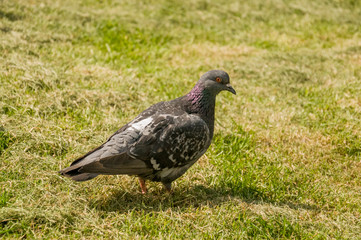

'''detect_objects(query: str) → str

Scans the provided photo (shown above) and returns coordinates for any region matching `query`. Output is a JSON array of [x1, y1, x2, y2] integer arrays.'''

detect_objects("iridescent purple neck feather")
[[185, 82, 216, 136]]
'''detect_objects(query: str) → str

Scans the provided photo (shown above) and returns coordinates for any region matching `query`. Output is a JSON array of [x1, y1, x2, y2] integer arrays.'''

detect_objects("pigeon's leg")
[[162, 182, 172, 193], [138, 178, 147, 194]]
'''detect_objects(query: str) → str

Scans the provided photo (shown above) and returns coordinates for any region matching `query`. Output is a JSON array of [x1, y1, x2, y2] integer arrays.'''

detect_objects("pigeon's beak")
[[225, 84, 236, 95]]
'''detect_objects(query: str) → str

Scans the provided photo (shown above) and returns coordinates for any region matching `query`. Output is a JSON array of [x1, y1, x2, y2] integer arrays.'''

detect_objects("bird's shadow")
[[89, 184, 319, 214]]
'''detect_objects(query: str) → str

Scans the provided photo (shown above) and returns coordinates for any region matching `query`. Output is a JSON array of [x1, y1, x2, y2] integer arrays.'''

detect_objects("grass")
[[1, 0, 361, 238]]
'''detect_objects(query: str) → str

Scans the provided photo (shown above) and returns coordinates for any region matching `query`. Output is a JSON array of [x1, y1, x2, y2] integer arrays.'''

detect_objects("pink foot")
[[139, 178, 147, 194]]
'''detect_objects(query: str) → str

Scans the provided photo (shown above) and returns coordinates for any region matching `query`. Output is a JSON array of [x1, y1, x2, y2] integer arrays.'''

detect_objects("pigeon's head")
[[198, 70, 236, 95]]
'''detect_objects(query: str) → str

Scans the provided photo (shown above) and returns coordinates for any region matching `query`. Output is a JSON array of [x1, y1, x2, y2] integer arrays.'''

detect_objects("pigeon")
[[59, 70, 236, 193]]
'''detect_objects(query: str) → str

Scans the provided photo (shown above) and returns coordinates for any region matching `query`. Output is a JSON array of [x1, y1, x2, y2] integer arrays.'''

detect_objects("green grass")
[[1, 0, 361, 238]]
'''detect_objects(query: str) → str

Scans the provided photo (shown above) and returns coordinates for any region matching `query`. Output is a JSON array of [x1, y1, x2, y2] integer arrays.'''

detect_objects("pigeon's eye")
[[216, 77, 222, 83]]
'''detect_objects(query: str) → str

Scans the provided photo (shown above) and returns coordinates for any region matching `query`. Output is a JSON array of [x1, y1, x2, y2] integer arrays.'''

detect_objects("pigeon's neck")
[[185, 84, 216, 135]]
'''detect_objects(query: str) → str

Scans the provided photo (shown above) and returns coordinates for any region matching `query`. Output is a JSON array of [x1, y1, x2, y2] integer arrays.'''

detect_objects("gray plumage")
[[59, 70, 236, 193]]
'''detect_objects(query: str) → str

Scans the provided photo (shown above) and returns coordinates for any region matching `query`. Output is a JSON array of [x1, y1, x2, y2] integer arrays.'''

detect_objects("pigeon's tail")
[[59, 144, 105, 181], [59, 165, 99, 182]]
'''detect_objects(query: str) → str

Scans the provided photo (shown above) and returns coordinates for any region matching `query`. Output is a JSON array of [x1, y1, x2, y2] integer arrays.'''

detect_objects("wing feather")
[[60, 106, 210, 182]]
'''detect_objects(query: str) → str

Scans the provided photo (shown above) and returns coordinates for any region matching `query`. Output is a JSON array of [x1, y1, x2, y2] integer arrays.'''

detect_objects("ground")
[[1, 0, 361, 238]]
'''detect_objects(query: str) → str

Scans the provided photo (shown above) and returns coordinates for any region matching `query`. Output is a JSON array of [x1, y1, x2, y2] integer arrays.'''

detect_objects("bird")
[[59, 70, 236, 193]]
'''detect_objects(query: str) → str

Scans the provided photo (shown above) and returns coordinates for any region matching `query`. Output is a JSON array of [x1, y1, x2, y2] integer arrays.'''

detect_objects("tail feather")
[[59, 144, 106, 181], [59, 165, 99, 182], [59, 145, 151, 181], [70, 173, 99, 181]]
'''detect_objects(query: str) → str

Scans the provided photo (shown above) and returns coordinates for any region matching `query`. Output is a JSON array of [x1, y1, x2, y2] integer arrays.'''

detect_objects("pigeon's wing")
[[129, 113, 210, 170], [60, 110, 209, 181], [59, 101, 176, 181], [77, 153, 152, 175], [59, 118, 155, 180]]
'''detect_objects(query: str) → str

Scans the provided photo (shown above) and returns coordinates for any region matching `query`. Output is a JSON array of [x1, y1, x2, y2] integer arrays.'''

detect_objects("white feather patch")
[[169, 154, 176, 163], [130, 117, 153, 131], [150, 157, 161, 170]]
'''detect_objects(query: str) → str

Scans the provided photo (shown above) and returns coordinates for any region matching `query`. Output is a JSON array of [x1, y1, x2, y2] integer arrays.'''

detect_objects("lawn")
[[1, 0, 361, 238]]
